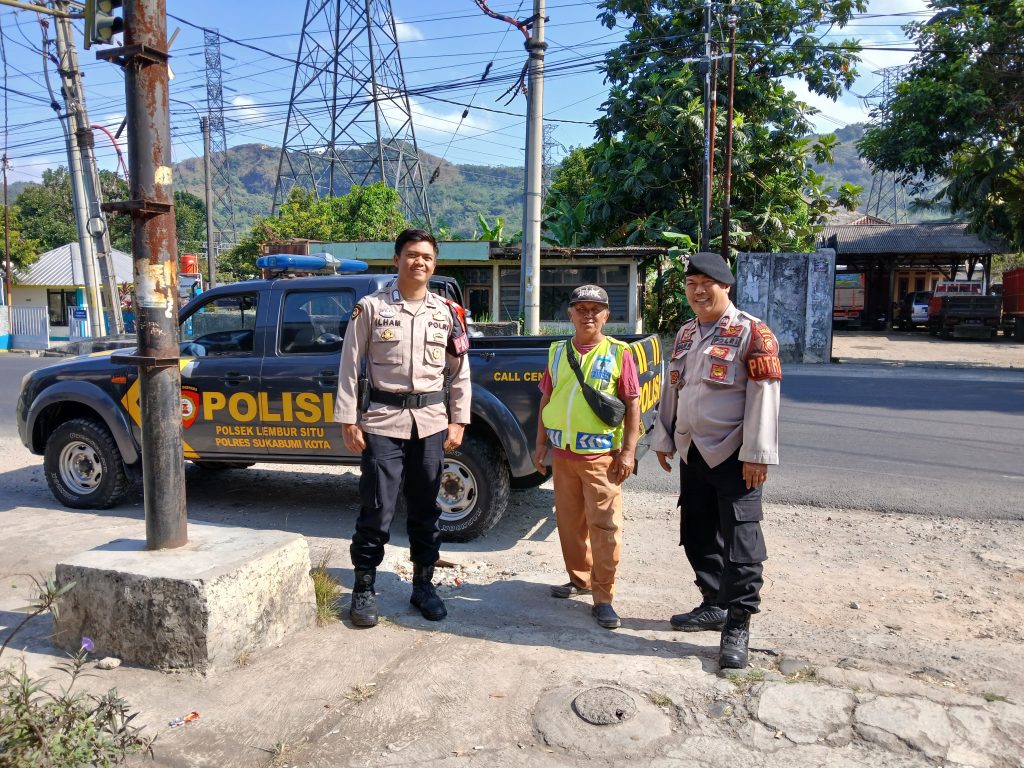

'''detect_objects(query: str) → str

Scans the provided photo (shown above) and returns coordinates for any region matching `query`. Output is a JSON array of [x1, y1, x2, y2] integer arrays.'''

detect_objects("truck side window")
[[179, 293, 259, 357], [278, 289, 355, 355]]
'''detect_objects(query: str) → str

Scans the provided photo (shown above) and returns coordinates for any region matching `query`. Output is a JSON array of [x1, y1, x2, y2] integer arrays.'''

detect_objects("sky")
[[0, 0, 932, 185]]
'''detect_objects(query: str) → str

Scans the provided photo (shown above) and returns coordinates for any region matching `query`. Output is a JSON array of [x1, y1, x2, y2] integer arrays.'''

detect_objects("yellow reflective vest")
[[542, 336, 628, 455]]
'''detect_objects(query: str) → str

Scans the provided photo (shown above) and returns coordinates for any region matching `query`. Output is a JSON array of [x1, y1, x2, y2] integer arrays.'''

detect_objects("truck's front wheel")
[[438, 433, 510, 542], [44, 417, 131, 509]]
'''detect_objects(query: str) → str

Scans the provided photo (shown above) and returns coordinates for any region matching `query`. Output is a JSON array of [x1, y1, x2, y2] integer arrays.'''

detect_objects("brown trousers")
[[552, 453, 623, 605]]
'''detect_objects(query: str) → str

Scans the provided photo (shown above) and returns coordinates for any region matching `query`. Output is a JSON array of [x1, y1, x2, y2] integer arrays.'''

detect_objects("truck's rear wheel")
[[438, 433, 510, 542], [44, 417, 131, 510]]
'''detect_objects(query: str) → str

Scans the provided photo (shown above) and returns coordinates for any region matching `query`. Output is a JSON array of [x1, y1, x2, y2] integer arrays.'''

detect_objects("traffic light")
[[84, 0, 124, 50]]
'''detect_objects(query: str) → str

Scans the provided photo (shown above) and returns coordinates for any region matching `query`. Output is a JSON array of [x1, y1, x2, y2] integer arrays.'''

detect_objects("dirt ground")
[[831, 330, 1024, 369]]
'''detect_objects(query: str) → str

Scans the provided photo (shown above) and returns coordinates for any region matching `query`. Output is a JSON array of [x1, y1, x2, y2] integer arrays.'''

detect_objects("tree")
[[217, 182, 407, 281], [556, 0, 864, 251], [173, 190, 207, 258], [15, 167, 132, 252], [858, 2, 1024, 251], [0, 204, 40, 275]]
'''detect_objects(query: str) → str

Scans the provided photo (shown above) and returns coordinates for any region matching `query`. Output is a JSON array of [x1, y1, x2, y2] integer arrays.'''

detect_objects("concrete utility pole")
[[103, 0, 187, 549], [720, 14, 738, 260], [53, 1, 123, 335], [201, 116, 216, 288], [700, 0, 713, 251], [521, 0, 546, 335]]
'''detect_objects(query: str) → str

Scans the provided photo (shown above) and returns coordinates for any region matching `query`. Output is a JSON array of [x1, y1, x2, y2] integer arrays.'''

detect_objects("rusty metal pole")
[[720, 14, 738, 261], [104, 0, 186, 549]]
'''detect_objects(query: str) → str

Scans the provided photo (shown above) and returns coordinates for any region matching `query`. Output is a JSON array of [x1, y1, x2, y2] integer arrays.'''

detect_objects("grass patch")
[[345, 683, 376, 703], [983, 692, 1009, 703], [784, 668, 818, 683], [310, 550, 342, 625], [725, 669, 766, 690], [647, 692, 673, 708]]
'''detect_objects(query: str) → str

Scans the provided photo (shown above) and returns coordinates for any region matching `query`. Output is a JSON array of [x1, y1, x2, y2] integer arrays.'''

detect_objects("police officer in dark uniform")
[[650, 252, 782, 668], [334, 229, 472, 627]]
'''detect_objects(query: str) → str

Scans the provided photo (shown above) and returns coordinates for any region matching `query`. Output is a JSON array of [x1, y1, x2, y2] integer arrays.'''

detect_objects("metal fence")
[[11, 306, 50, 350]]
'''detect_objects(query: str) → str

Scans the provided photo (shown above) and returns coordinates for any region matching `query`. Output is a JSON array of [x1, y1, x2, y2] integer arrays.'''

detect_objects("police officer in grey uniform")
[[334, 229, 472, 627], [650, 252, 781, 668]]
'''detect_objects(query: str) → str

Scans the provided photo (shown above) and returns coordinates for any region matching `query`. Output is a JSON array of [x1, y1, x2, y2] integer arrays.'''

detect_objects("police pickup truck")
[[17, 257, 664, 541]]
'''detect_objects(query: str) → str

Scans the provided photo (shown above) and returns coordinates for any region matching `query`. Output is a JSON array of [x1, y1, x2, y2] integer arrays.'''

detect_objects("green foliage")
[[0, 577, 153, 766], [858, 1, 1024, 249], [218, 182, 407, 281], [646, 231, 697, 331], [562, 0, 865, 250], [310, 551, 341, 625], [0, 204, 41, 275], [174, 190, 208, 259]]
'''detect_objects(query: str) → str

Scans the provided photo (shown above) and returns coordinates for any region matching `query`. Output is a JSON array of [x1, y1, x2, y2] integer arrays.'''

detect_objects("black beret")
[[686, 251, 735, 286]]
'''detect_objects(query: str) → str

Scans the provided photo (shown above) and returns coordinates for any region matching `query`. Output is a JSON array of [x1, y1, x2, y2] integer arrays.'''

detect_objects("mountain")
[[171, 144, 524, 239], [170, 124, 948, 242]]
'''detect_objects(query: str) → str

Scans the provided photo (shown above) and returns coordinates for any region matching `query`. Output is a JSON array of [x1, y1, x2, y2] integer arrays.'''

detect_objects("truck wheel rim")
[[58, 441, 103, 495], [438, 458, 478, 522]]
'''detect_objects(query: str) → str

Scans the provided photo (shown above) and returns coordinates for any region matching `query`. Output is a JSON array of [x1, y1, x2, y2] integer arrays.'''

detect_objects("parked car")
[[897, 291, 932, 330]]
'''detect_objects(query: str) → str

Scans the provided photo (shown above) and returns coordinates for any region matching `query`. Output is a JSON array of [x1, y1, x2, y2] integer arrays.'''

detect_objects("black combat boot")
[[670, 590, 727, 632], [719, 607, 751, 669], [410, 564, 447, 621], [350, 568, 379, 628]]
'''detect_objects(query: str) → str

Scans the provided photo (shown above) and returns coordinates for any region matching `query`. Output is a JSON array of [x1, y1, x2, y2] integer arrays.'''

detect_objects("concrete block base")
[[53, 524, 317, 673]]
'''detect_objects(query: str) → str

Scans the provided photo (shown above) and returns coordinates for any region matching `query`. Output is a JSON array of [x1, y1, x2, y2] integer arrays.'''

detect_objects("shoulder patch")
[[350, 304, 363, 320], [746, 322, 782, 381]]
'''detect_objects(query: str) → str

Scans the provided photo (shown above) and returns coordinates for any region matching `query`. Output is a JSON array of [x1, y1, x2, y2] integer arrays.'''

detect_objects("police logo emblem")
[[350, 304, 362, 320], [720, 324, 743, 338], [432, 331, 446, 342], [391, 289, 401, 302], [757, 325, 778, 354], [380, 328, 395, 341], [430, 347, 442, 360], [710, 363, 729, 381], [378, 307, 396, 318], [670, 370, 680, 386]]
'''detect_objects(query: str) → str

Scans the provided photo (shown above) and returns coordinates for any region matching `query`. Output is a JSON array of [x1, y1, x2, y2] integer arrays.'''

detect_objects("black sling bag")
[[564, 340, 626, 428]]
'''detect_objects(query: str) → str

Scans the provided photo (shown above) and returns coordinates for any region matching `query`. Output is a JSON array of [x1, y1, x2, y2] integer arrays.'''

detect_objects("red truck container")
[[834, 273, 865, 325], [1001, 267, 1024, 340]]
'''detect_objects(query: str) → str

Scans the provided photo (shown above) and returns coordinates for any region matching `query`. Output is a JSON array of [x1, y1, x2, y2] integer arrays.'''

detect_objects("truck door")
[[176, 290, 266, 460], [260, 287, 356, 460]]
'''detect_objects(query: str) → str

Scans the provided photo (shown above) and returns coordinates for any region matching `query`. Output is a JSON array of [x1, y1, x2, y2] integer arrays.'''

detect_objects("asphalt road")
[[635, 364, 1024, 521], [4, 354, 1023, 520]]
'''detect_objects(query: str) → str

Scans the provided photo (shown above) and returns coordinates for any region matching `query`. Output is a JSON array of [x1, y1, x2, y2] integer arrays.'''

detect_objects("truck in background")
[[833, 273, 865, 326], [998, 267, 1024, 340], [927, 281, 1002, 340]]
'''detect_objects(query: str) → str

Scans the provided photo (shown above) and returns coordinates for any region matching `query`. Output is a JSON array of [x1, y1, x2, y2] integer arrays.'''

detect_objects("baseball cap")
[[569, 284, 609, 305]]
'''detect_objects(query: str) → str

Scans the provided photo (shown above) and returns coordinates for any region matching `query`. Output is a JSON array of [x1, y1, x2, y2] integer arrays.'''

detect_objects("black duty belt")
[[369, 387, 446, 409]]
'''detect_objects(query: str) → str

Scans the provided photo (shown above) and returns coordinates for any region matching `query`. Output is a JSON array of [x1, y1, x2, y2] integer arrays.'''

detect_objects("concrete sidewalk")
[[1, 478, 1022, 768]]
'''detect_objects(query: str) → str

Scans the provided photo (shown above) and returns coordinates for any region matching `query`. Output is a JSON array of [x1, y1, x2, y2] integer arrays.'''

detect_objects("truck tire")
[[511, 471, 548, 490], [44, 417, 131, 510], [438, 433, 510, 542]]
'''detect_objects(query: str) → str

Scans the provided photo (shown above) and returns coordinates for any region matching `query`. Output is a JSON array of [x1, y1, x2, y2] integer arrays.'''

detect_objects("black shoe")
[[719, 607, 751, 669], [592, 602, 621, 629], [411, 564, 447, 621], [350, 569, 378, 628], [670, 601, 727, 632], [550, 581, 593, 599]]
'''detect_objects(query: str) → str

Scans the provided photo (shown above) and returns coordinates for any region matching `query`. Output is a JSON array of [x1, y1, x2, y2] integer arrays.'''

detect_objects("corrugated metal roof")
[[820, 223, 1005, 255], [17, 243, 135, 286], [492, 245, 666, 259]]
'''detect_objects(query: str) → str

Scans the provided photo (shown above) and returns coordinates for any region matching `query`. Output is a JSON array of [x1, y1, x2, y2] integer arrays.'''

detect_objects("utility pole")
[[3, 155, 10, 320], [700, 0, 713, 251], [201, 116, 216, 288], [521, 0, 546, 335], [102, 0, 187, 550], [721, 14, 738, 259], [54, 1, 123, 335]]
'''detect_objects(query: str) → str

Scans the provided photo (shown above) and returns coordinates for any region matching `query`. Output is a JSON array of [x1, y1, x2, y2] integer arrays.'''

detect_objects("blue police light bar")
[[256, 254, 339, 271]]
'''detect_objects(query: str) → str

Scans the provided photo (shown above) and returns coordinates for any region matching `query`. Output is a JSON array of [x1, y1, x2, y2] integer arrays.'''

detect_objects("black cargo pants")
[[679, 444, 767, 613], [350, 425, 446, 571]]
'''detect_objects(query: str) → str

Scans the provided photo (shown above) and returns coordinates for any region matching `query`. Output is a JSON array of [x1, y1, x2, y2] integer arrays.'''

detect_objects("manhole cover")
[[572, 686, 637, 725]]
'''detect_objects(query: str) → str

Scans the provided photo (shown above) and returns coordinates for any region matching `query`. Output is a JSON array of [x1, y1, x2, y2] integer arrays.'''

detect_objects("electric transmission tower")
[[204, 29, 238, 250], [863, 66, 910, 224], [273, 0, 431, 228], [541, 124, 564, 203]]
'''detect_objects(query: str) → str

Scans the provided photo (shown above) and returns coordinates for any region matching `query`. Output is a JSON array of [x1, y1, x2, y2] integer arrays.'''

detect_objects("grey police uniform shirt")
[[650, 303, 781, 468], [333, 285, 472, 440]]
